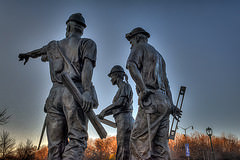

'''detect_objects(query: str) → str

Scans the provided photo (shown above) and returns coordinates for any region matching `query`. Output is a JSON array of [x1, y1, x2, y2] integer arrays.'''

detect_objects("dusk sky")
[[0, 0, 239, 145]]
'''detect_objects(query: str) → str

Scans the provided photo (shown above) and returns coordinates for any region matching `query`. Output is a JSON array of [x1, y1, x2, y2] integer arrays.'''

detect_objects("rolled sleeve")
[[126, 45, 144, 70], [80, 39, 97, 67]]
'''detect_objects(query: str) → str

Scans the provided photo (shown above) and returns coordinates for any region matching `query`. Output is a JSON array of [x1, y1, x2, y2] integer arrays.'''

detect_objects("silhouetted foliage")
[[34, 146, 48, 160], [6, 133, 240, 160], [84, 136, 117, 160], [0, 130, 15, 159], [16, 139, 35, 160], [0, 109, 11, 125], [169, 132, 240, 160]]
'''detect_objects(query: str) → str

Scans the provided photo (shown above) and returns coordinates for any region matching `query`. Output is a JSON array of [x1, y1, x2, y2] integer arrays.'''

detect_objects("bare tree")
[[0, 130, 16, 159], [0, 109, 11, 125], [16, 139, 35, 160]]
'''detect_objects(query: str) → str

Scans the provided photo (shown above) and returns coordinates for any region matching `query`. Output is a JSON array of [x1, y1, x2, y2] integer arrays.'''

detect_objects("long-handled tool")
[[99, 118, 117, 128], [38, 117, 46, 150], [62, 73, 107, 139]]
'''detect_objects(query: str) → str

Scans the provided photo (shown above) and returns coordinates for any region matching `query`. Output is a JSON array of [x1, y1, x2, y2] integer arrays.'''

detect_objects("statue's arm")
[[127, 62, 146, 93], [99, 104, 114, 118], [81, 58, 95, 112], [80, 39, 98, 112], [127, 62, 154, 105], [82, 58, 93, 93], [98, 87, 129, 118], [98, 97, 125, 119], [18, 46, 47, 65], [25, 48, 47, 58], [110, 97, 127, 110]]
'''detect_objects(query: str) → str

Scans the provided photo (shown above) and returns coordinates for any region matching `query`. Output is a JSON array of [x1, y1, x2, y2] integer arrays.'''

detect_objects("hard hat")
[[108, 65, 125, 77], [66, 13, 87, 28], [125, 27, 150, 41]]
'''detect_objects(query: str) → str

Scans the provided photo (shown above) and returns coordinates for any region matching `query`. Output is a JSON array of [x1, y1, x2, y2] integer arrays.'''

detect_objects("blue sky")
[[0, 0, 239, 145]]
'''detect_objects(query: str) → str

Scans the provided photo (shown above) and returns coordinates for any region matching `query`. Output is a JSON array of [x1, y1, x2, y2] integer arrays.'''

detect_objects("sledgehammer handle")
[[62, 73, 107, 139], [38, 117, 46, 150]]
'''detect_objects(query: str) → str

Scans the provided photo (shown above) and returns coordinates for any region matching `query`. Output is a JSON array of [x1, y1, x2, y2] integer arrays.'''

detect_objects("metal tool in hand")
[[168, 86, 186, 140], [62, 73, 107, 139]]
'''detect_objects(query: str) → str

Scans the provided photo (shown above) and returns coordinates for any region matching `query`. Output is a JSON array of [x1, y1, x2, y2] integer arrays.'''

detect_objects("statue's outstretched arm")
[[98, 96, 127, 119], [18, 47, 47, 65], [98, 104, 114, 118]]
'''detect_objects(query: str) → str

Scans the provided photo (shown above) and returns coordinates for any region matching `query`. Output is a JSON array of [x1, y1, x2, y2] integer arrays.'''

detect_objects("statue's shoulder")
[[80, 38, 96, 46], [78, 38, 97, 53], [81, 38, 92, 42], [123, 82, 133, 92], [41, 40, 58, 52], [47, 40, 58, 46]]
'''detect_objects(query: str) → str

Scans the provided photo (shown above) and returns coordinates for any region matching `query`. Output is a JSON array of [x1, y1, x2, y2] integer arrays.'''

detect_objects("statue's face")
[[110, 74, 118, 85], [129, 36, 137, 48], [66, 24, 71, 38]]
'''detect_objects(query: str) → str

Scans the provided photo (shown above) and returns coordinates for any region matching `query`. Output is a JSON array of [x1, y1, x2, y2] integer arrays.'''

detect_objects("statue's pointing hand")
[[18, 53, 29, 65]]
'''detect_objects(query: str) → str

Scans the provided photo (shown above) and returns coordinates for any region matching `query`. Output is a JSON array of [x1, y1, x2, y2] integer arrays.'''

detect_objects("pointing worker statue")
[[98, 65, 134, 160], [18, 13, 99, 160], [126, 27, 182, 160]]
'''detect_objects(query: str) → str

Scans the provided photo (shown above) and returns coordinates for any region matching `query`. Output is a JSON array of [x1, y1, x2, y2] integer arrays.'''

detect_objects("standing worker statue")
[[98, 65, 134, 160], [126, 27, 182, 160], [18, 13, 98, 160]]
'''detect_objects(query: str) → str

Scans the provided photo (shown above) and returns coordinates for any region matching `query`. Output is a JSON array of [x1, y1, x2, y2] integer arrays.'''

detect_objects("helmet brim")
[[125, 30, 150, 41]]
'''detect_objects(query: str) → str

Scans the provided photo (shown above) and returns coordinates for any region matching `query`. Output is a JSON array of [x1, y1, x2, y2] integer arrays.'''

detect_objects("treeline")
[[169, 132, 240, 160], [85, 132, 240, 160], [0, 130, 48, 160], [84, 136, 117, 160], [0, 132, 239, 160]]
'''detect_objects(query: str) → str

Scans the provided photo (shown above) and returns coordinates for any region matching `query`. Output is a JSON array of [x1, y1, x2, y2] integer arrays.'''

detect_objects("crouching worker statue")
[[126, 27, 182, 160], [98, 65, 134, 160], [18, 13, 99, 160]]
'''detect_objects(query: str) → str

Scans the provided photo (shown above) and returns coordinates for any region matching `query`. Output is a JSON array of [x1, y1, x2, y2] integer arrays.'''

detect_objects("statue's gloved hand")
[[170, 105, 182, 121], [139, 88, 153, 107], [140, 89, 152, 101], [18, 53, 30, 65], [82, 91, 94, 112]]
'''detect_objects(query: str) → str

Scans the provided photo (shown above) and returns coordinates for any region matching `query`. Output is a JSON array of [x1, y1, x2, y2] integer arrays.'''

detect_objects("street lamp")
[[206, 127, 212, 137], [206, 127, 215, 160], [178, 126, 193, 160], [178, 126, 194, 141]]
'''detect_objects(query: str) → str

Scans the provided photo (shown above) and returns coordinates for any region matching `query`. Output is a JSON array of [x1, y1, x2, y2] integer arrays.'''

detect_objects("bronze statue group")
[[19, 13, 182, 160]]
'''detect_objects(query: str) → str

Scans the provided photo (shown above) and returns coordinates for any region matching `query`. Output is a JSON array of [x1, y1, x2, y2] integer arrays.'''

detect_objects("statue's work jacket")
[[40, 36, 97, 160], [112, 81, 134, 160], [127, 42, 172, 160]]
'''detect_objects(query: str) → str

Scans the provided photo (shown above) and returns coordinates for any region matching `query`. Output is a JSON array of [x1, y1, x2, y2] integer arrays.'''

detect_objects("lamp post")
[[206, 127, 215, 160], [178, 126, 194, 160], [179, 126, 194, 140]]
